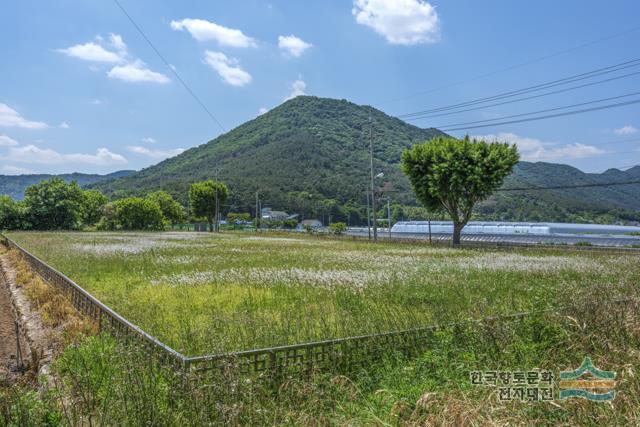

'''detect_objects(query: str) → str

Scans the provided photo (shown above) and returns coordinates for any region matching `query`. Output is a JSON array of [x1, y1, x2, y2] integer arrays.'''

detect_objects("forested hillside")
[[85, 96, 640, 224], [0, 170, 134, 200]]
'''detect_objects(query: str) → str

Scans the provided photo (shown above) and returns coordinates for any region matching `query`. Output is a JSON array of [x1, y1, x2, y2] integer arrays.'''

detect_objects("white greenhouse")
[[390, 221, 640, 236]]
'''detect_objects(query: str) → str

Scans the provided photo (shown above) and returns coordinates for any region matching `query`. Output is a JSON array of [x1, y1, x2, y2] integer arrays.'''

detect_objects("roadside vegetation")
[[0, 178, 219, 232]]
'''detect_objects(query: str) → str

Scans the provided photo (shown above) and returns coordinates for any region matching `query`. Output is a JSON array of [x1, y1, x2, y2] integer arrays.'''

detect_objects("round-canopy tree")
[[401, 136, 519, 246], [24, 177, 85, 230], [113, 197, 165, 231], [147, 191, 185, 225], [81, 189, 109, 227], [189, 180, 228, 232]]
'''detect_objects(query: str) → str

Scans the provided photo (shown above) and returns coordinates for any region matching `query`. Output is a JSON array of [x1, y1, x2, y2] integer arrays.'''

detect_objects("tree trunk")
[[208, 217, 213, 232], [452, 221, 463, 247]]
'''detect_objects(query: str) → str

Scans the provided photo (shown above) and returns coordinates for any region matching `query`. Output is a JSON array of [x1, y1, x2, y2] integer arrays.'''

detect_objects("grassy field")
[[7, 231, 640, 357], [3, 231, 640, 425]]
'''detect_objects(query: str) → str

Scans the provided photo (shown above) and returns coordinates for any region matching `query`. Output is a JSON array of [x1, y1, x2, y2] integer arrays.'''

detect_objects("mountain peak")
[[96, 97, 445, 210], [89, 97, 640, 224]]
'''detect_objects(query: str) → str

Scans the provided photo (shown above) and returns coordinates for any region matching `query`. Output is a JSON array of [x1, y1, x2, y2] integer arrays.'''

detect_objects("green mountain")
[[0, 170, 135, 200], [94, 96, 639, 224], [478, 163, 640, 223], [95, 96, 445, 219]]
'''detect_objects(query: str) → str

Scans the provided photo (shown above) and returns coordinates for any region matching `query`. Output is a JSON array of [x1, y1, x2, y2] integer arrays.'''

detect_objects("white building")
[[390, 221, 640, 236]]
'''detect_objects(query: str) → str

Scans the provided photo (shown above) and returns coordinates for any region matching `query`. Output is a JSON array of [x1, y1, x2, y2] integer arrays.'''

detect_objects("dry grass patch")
[[6, 249, 96, 348]]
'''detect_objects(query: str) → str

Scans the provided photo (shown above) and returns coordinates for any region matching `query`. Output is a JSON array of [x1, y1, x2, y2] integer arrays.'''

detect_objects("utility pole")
[[428, 218, 432, 243], [369, 115, 377, 241], [255, 190, 260, 232], [366, 190, 371, 240], [214, 168, 219, 232], [387, 196, 391, 239]]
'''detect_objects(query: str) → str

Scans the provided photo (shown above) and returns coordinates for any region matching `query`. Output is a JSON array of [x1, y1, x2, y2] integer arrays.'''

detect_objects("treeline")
[[0, 178, 228, 231]]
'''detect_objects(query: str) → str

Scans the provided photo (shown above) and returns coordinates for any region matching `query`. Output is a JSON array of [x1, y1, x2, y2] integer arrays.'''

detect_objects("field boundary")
[[0, 234, 186, 368], [341, 231, 640, 252], [175, 226, 640, 252], [2, 232, 635, 382]]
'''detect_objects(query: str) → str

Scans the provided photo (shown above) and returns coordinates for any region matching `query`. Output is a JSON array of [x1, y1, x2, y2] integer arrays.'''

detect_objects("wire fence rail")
[[1, 234, 185, 369], [1, 233, 636, 385]]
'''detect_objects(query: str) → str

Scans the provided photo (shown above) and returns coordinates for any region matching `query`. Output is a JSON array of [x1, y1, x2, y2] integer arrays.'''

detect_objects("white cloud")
[[278, 35, 312, 57], [59, 121, 70, 129], [5, 145, 127, 166], [108, 33, 127, 56], [127, 145, 184, 160], [352, 0, 440, 45], [614, 125, 638, 135], [0, 103, 48, 129], [474, 132, 605, 162], [1, 165, 34, 175], [284, 79, 307, 101], [141, 137, 157, 144], [56, 42, 123, 63], [59, 35, 169, 84], [107, 60, 170, 84], [203, 51, 252, 87], [258, 107, 268, 115], [170, 18, 257, 48], [0, 135, 19, 147]]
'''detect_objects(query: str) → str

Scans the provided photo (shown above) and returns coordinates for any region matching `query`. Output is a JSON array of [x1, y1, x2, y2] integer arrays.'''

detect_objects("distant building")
[[297, 219, 323, 230], [390, 221, 640, 236], [261, 207, 289, 221]]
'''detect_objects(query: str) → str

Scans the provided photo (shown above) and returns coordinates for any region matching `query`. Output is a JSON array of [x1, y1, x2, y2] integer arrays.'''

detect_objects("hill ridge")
[[56, 96, 640, 223]]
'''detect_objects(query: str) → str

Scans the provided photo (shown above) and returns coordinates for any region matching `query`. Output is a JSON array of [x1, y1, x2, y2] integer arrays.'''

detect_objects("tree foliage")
[[189, 180, 228, 231], [98, 197, 165, 231], [82, 190, 109, 226], [2, 179, 187, 231], [226, 212, 251, 224], [402, 136, 519, 245], [0, 196, 27, 230], [24, 178, 85, 230], [147, 191, 185, 225], [328, 222, 347, 235]]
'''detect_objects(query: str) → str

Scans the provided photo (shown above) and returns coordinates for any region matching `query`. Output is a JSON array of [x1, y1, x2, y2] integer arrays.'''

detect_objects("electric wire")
[[111, 0, 226, 132]]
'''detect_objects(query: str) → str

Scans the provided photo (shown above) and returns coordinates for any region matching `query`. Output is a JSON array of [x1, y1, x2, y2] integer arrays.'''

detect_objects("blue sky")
[[1, 0, 639, 175]]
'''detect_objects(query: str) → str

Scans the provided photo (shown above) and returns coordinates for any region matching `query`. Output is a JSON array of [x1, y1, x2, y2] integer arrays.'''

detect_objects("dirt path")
[[0, 270, 23, 382]]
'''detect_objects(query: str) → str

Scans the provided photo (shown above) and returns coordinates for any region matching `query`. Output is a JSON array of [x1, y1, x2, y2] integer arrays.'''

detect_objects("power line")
[[111, 0, 226, 133], [436, 92, 640, 131], [400, 58, 640, 118], [405, 70, 640, 121], [381, 25, 640, 105], [440, 98, 640, 131], [438, 91, 640, 128], [499, 179, 640, 192]]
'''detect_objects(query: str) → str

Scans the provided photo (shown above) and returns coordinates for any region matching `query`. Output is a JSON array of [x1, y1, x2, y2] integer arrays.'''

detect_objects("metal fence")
[[1, 235, 184, 368], [2, 233, 636, 384], [183, 314, 520, 380]]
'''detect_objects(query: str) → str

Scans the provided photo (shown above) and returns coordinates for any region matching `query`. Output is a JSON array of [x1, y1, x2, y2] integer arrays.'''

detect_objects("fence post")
[[14, 320, 24, 371]]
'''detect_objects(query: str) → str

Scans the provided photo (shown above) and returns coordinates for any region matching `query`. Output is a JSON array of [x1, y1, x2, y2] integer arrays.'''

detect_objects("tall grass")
[[2, 232, 639, 425], [7, 231, 640, 357], [2, 296, 638, 426]]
